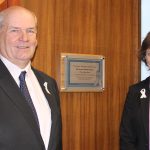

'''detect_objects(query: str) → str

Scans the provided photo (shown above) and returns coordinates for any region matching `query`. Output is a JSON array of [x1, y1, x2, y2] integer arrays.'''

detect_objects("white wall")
[[141, 0, 150, 80]]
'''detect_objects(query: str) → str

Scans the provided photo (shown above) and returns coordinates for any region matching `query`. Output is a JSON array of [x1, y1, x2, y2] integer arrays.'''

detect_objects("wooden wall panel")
[[20, 0, 140, 150], [0, 0, 20, 8], [0, 0, 7, 10], [7, 0, 20, 6]]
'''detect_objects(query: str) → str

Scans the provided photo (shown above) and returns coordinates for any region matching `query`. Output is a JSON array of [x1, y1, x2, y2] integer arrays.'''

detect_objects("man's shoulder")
[[32, 67, 56, 82]]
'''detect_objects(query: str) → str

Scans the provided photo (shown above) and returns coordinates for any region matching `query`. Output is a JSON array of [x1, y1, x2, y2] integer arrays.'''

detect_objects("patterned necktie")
[[19, 71, 39, 127]]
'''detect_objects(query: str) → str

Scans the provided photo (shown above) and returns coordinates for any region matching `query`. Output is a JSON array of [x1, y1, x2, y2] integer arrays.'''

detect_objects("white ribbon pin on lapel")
[[140, 88, 146, 98], [43, 82, 51, 95]]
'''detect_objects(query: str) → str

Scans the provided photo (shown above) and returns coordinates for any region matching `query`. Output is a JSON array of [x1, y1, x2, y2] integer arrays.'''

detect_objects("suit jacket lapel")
[[140, 78, 149, 139], [33, 69, 60, 149], [0, 60, 44, 146]]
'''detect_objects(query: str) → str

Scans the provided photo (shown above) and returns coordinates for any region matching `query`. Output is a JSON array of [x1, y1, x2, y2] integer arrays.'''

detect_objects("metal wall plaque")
[[60, 53, 105, 92]]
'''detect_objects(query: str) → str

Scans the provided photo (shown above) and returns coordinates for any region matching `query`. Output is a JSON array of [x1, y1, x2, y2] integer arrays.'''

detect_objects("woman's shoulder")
[[129, 77, 149, 91]]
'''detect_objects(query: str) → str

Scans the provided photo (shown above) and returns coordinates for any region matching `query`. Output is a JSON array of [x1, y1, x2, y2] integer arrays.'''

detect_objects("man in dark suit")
[[0, 6, 62, 150], [120, 32, 150, 150]]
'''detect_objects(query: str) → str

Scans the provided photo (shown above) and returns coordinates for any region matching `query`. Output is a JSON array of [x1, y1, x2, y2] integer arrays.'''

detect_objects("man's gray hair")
[[0, 6, 37, 28]]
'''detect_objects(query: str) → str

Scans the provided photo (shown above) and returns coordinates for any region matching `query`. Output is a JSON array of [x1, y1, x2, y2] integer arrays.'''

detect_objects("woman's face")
[[145, 48, 150, 67]]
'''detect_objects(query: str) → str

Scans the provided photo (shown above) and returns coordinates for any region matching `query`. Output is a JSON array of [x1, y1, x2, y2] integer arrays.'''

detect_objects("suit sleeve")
[[120, 86, 137, 150]]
